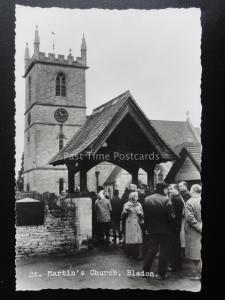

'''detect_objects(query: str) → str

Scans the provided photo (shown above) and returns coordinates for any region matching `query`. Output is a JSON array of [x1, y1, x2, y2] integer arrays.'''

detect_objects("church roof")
[[104, 166, 146, 186], [194, 127, 201, 138], [49, 90, 177, 165], [182, 142, 201, 168], [104, 166, 122, 185], [174, 142, 202, 166], [150, 120, 200, 153], [165, 142, 201, 183]]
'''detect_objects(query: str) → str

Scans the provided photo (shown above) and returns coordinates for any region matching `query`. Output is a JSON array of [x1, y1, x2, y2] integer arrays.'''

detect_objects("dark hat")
[[155, 182, 168, 194]]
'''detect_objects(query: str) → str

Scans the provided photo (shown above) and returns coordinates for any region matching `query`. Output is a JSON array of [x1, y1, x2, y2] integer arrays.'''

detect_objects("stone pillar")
[[95, 171, 99, 191], [71, 197, 92, 250], [80, 168, 88, 193], [67, 163, 76, 194]]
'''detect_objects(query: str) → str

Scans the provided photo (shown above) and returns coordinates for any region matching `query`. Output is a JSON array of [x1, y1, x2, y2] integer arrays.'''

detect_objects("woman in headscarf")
[[122, 191, 144, 259]]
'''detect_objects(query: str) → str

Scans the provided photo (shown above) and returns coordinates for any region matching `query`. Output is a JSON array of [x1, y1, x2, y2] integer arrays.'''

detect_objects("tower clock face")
[[54, 108, 68, 123]]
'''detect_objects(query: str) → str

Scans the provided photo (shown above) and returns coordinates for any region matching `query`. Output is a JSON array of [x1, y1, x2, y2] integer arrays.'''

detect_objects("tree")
[[16, 152, 24, 191]]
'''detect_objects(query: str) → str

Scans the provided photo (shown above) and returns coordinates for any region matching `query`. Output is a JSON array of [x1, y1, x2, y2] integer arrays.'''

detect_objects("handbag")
[[138, 215, 144, 225]]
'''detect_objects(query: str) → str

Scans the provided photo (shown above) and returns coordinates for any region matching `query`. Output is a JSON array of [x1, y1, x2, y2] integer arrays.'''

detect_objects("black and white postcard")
[[8, 0, 222, 292]]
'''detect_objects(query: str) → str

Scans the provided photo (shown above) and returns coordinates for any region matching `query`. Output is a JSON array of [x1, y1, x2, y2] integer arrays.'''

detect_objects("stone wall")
[[16, 197, 92, 259], [16, 205, 76, 259]]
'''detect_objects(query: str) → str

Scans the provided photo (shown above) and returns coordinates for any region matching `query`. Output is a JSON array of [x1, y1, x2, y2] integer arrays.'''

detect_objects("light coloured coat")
[[95, 198, 112, 223], [122, 201, 143, 244], [185, 195, 202, 260]]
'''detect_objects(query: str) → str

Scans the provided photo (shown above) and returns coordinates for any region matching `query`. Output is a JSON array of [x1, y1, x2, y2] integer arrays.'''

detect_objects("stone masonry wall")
[[16, 206, 76, 259], [16, 197, 92, 259]]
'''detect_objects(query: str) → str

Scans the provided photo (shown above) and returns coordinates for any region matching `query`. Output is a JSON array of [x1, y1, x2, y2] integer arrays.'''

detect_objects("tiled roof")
[[49, 91, 130, 164], [49, 90, 200, 165], [194, 127, 201, 138], [165, 142, 201, 183], [104, 166, 145, 186], [181, 142, 201, 168], [150, 120, 200, 153], [104, 166, 122, 185]]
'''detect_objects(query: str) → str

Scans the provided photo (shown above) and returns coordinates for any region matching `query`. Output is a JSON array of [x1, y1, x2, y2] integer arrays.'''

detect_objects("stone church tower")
[[23, 26, 88, 194]]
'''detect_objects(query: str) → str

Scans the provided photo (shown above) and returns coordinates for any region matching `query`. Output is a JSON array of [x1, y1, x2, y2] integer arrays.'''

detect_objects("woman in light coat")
[[122, 191, 143, 259], [185, 184, 202, 280]]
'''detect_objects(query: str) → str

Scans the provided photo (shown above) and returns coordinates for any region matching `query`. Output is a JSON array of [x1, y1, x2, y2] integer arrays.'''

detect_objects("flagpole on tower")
[[52, 32, 55, 53]]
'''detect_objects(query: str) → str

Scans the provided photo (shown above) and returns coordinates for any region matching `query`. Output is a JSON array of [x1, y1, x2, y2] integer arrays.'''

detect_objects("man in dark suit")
[[110, 189, 123, 243], [143, 182, 174, 280], [168, 184, 185, 271]]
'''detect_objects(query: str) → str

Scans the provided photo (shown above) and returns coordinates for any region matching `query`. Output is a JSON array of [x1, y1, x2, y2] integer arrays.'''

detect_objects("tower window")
[[26, 183, 30, 192], [56, 73, 66, 97], [28, 76, 32, 102], [59, 178, 65, 194]]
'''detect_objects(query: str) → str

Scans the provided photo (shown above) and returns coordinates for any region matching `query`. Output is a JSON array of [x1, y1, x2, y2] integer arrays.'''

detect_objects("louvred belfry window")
[[56, 73, 66, 96]]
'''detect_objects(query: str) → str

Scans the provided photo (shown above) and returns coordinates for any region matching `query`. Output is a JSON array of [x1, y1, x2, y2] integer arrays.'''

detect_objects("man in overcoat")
[[143, 182, 173, 280]]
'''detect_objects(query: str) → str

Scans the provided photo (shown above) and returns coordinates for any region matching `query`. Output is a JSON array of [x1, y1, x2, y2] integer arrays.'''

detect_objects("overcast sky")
[[15, 5, 201, 173]]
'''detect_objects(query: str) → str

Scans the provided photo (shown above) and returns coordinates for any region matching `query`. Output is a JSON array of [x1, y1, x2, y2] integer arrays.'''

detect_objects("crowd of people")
[[91, 181, 202, 281]]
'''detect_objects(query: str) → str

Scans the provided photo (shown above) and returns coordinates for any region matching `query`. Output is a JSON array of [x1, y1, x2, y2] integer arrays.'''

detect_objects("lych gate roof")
[[49, 91, 177, 165], [50, 91, 130, 164]]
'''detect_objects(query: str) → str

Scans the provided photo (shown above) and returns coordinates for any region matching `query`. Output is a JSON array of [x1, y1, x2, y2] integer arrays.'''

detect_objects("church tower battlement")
[[23, 26, 88, 194], [24, 27, 87, 75]]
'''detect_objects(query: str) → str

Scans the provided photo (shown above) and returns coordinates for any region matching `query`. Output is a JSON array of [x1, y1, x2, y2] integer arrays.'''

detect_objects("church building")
[[23, 26, 87, 194], [23, 27, 201, 196]]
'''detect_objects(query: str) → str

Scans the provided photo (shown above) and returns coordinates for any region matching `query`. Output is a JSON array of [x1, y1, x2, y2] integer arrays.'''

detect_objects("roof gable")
[[165, 142, 201, 183], [49, 91, 129, 164], [174, 156, 201, 182], [50, 91, 177, 165]]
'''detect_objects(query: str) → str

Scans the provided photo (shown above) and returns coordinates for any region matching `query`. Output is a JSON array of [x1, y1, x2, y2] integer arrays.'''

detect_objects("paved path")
[[16, 245, 201, 291]]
